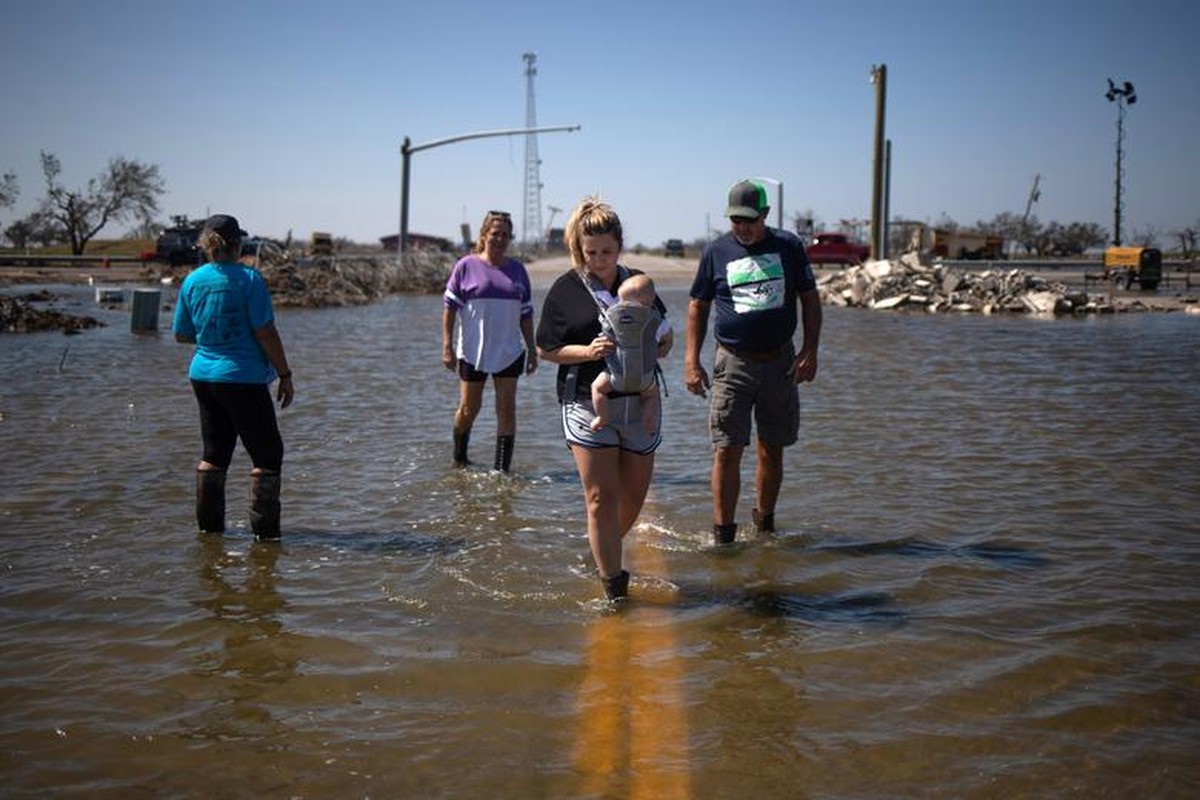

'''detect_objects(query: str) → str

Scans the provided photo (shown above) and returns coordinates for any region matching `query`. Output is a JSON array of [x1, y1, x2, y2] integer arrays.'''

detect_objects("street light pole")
[[398, 124, 581, 262], [1105, 78, 1136, 247]]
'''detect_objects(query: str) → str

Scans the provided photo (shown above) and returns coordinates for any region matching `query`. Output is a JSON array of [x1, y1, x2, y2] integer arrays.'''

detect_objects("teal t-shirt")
[[173, 262, 276, 383]]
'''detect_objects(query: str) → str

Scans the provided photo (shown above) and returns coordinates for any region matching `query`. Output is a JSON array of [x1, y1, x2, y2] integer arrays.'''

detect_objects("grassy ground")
[[0, 238, 155, 257]]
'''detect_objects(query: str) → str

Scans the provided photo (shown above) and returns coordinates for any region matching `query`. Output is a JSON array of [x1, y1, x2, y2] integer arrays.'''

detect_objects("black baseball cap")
[[202, 214, 247, 239]]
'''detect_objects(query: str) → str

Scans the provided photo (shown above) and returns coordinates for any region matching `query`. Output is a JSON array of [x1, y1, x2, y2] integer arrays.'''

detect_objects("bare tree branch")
[[37, 150, 165, 254]]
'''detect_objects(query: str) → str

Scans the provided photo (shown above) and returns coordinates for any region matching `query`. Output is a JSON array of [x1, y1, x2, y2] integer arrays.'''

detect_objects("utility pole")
[[1022, 173, 1042, 223], [545, 204, 562, 244], [869, 64, 887, 262], [1020, 173, 1041, 256]]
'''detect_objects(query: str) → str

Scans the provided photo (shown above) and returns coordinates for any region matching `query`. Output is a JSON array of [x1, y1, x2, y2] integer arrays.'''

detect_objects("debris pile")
[[1, 293, 103, 334], [820, 253, 1137, 315], [257, 250, 453, 308]]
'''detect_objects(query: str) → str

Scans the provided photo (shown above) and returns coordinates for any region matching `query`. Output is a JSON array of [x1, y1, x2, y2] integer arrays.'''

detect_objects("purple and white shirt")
[[443, 254, 533, 373]]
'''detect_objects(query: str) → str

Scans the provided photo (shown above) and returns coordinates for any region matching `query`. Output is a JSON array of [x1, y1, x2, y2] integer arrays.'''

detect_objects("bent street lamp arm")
[[399, 124, 582, 259]]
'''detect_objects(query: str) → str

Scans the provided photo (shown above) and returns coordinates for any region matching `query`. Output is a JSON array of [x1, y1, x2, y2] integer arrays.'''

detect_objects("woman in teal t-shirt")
[[173, 214, 294, 539]]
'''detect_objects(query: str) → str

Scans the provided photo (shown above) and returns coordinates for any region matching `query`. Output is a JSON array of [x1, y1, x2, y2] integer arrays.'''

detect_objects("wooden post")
[[130, 288, 161, 333]]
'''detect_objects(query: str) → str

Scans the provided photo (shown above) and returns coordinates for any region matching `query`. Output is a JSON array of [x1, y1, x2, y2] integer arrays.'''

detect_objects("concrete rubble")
[[817, 252, 1192, 315]]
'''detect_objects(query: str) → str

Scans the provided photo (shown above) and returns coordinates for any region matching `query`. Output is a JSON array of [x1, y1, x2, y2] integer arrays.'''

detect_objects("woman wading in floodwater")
[[442, 209, 537, 472], [173, 214, 294, 539], [536, 197, 672, 602]]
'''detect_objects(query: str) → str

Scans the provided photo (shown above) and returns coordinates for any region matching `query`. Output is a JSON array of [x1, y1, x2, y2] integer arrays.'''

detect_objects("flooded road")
[[2, 282, 1198, 798]]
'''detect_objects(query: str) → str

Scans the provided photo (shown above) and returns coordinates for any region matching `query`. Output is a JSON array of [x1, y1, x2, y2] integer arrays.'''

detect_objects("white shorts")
[[561, 396, 661, 455]]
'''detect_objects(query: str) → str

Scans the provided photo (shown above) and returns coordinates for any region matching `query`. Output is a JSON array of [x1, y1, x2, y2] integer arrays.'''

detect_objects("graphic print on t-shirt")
[[727, 254, 784, 314]]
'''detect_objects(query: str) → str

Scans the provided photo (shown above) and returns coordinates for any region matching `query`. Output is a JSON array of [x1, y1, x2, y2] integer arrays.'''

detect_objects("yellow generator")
[[1103, 246, 1161, 290]]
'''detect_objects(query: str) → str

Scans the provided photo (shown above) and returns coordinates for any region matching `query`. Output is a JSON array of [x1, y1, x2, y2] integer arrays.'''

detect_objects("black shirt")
[[536, 267, 667, 403]]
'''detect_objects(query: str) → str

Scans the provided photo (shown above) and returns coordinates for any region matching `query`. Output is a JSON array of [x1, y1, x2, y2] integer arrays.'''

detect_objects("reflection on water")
[[184, 540, 294, 740], [575, 545, 691, 800], [1, 283, 1198, 797]]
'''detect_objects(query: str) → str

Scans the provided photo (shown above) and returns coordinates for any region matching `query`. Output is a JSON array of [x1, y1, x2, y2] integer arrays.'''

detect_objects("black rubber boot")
[[601, 570, 630, 602], [713, 523, 738, 546], [493, 434, 515, 473], [453, 429, 471, 466], [195, 468, 226, 533], [249, 472, 282, 540], [752, 509, 776, 533]]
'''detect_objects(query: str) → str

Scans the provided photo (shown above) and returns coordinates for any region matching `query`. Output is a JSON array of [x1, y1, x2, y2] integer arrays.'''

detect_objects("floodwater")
[[2, 282, 1198, 799]]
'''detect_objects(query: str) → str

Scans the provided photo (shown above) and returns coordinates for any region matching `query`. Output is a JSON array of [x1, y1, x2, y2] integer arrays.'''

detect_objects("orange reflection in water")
[[574, 543, 691, 799]]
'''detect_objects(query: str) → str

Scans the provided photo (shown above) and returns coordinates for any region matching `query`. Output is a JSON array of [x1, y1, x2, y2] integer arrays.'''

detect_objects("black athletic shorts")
[[458, 352, 526, 382]]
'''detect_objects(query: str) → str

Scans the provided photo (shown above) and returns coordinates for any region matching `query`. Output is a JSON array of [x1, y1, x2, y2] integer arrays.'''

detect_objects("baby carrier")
[[600, 300, 662, 394], [561, 268, 667, 402]]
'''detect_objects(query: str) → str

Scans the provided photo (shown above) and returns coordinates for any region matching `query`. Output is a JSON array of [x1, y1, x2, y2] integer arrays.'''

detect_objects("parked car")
[[805, 232, 869, 265], [664, 238, 685, 257]]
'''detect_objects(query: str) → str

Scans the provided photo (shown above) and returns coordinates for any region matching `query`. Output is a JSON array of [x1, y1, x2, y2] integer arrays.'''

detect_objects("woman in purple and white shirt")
[[442, 210, 537, 472]]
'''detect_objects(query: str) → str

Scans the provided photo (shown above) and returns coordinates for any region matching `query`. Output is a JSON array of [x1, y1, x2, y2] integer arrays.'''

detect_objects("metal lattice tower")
[[522, 52, 543, 249]]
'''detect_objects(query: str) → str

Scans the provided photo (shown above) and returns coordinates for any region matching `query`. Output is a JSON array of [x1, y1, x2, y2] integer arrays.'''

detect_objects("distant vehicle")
[[308, 231, 334, 256], [805, 232, 869, 265], [664, 238, 686, 257], [1104, 246, 1161, 290], [154, 218, 202, 266]]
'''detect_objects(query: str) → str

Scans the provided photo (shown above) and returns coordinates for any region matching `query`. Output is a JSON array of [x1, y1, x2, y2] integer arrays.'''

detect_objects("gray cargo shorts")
[[709, 343, 799, 448]]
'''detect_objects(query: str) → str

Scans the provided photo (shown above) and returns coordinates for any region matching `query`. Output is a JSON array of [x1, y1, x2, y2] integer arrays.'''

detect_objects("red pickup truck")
[[805, 232, 870, 265]]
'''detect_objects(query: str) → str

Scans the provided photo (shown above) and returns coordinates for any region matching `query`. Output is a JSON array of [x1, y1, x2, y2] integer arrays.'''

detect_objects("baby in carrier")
[[590, 274, 668, 434]]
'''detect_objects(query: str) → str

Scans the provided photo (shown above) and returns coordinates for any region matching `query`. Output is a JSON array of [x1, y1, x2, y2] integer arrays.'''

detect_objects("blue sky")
[[2, 0, 1197, 249]]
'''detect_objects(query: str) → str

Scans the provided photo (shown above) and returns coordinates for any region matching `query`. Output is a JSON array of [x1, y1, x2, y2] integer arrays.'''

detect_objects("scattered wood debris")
[[255, 250, 454, 308]]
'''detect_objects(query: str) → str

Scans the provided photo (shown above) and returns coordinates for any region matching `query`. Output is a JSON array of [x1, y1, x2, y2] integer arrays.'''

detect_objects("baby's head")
[[618, 274, 656, 307]]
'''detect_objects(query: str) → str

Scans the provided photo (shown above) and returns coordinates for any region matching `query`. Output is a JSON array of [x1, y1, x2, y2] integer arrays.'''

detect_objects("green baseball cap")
[[726, 180, 769, 218]]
